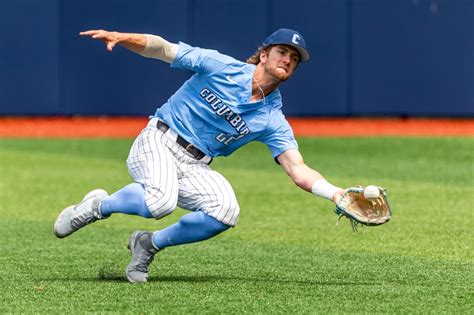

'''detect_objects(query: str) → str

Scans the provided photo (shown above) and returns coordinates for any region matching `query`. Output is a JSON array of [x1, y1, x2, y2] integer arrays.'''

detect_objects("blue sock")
[[152, 211, 230, 249], [99, 183, 153, 218]]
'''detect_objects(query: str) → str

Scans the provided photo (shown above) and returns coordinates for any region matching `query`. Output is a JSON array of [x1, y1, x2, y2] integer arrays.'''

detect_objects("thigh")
[[127, 127, 179, 217], [177, 165, 240, 226]]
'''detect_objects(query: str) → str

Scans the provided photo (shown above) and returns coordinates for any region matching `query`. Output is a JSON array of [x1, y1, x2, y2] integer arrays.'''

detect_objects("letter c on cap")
[[292, 34, 300, 44]]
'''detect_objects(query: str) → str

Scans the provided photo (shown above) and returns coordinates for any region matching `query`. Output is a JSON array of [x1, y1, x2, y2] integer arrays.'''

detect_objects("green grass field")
[[0, 137, 472, 313]]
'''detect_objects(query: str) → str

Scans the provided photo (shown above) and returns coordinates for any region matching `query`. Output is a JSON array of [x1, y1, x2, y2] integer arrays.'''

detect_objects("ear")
[[259, 49, 268, 64]]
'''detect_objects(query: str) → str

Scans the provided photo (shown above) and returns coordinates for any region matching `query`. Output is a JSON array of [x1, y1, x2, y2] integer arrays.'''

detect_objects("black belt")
[[156, 121, 207, 161]]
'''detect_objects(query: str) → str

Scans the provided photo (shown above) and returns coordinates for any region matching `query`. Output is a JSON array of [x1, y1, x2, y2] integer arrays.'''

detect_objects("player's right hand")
[[80, 30, 120, 52]]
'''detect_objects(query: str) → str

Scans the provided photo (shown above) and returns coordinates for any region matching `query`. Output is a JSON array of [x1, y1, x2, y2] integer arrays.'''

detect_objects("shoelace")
[[135, 252, 155, 273], [71, 211, 97, 229]]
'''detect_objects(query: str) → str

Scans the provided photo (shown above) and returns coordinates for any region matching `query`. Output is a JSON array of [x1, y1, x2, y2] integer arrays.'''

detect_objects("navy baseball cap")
[[262, 28, 310, 62]]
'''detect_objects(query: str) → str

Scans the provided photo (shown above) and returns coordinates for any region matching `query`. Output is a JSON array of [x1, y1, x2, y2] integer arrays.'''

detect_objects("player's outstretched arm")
[[277, 149, 344, 203], [80, 29, 178, 63]]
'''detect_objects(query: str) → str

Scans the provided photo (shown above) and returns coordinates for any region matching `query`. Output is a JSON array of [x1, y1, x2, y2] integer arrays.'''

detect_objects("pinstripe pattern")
[[126, 119, 240, 226], [127, 127, 178, 219], [177, 167, 240, 226]]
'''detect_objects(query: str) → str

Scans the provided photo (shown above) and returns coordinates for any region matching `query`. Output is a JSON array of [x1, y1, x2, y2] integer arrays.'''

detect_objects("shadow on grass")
[[58, 272, 373, 286], [150, 275, 372, 286]]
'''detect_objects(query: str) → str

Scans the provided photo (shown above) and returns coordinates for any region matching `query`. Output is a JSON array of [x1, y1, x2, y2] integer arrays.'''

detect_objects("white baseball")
[[364, 185, 380, 199]]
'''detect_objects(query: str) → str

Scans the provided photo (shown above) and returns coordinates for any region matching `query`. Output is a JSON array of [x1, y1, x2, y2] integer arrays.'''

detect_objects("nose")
[[281, 53, 291, 64]]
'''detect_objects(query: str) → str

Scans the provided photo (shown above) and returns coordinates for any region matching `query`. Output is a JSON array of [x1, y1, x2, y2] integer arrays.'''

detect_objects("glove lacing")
[[336, 215, 360, 232]]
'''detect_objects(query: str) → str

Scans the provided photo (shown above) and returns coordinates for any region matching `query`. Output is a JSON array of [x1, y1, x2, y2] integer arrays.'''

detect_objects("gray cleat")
[[126, 231, 159, 283], [53, 189, 108, 238]]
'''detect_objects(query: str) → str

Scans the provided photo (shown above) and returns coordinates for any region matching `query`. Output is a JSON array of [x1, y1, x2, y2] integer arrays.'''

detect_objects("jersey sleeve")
[[170, 42, 236, 75], [256, 111, 298, 160]]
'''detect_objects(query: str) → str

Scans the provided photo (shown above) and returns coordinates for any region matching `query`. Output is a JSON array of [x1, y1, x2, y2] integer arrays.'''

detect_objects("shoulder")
[[269, 108, 291, 131], [173, 41, 246, 74]]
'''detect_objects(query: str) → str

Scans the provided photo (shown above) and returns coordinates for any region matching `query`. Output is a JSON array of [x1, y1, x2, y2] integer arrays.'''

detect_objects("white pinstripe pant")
[[126, 118, 240, 226]]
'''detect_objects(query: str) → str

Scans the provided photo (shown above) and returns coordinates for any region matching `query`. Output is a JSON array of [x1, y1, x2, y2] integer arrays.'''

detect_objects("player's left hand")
[[80, 30, 121, 51], [334, 185, 392, 231], [332, 189, 346, 204]]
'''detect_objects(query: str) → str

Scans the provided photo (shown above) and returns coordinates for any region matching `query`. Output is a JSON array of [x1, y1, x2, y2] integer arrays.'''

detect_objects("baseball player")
[[54, 28, 345, 283]]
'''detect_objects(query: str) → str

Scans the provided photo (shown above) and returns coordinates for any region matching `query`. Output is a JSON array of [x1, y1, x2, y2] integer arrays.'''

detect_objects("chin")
[[271, 68, 290, 81], [275, 72, 290, 82]]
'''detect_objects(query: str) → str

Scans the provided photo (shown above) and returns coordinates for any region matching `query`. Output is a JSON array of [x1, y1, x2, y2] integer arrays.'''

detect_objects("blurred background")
[[0, 0, 473, 117]]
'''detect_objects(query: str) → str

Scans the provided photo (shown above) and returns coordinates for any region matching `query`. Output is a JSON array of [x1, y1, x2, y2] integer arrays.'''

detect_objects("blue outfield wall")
[[0, 0, 473, 116], [0, 0, 59, 115]]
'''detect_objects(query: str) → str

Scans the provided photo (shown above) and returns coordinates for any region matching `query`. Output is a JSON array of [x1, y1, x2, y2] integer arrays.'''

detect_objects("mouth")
[[277, 66, 289, 72]]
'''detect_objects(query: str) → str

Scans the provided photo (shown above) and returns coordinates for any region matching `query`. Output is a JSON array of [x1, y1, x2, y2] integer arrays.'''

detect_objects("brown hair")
[[246, 45, 273, 64]]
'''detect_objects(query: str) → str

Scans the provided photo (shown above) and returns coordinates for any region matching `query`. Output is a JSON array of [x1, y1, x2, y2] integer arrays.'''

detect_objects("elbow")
[[281, 153, 312, 191], [291, 174, 312, 191], [291, 175, 305, 188], [286, 163, 311, 191]]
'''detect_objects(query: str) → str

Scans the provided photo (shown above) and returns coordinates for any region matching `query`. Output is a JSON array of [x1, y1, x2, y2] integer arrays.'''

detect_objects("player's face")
[[261, 45, 300, 81]]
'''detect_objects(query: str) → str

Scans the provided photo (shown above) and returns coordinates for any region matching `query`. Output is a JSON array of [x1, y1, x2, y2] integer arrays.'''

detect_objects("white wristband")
[[311, 179, 342, 201]]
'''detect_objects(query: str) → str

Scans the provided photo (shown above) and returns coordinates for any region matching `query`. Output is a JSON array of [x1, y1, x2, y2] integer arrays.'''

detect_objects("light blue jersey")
[[155, 42, 298, 159]]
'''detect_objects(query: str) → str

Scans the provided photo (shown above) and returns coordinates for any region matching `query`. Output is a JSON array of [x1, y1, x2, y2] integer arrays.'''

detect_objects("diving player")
[[54, 28, 344, 283]]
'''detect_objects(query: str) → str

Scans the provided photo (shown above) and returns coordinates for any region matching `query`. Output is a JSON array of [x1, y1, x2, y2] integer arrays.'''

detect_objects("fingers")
[[79, 30, 102, 36], [106, 41, 116, 51], [80, 30, 119, 52], [79, 30, 111, 40]]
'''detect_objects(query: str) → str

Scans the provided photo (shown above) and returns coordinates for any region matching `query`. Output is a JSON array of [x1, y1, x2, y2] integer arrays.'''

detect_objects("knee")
[[228, 203, 240, 224], [180, 211, 230, 233], [210, 201, 240, 227], [180, 211, 208, 227], [144, 187, 178, 219], [216, 199, 240, 226]]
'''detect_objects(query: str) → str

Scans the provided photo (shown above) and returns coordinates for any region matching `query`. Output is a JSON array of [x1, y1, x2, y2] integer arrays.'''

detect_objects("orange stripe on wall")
[[0, 117, 473, 138]]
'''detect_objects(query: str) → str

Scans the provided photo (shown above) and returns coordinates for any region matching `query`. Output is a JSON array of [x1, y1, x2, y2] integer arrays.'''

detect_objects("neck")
[[251, 65, 280, 102]]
